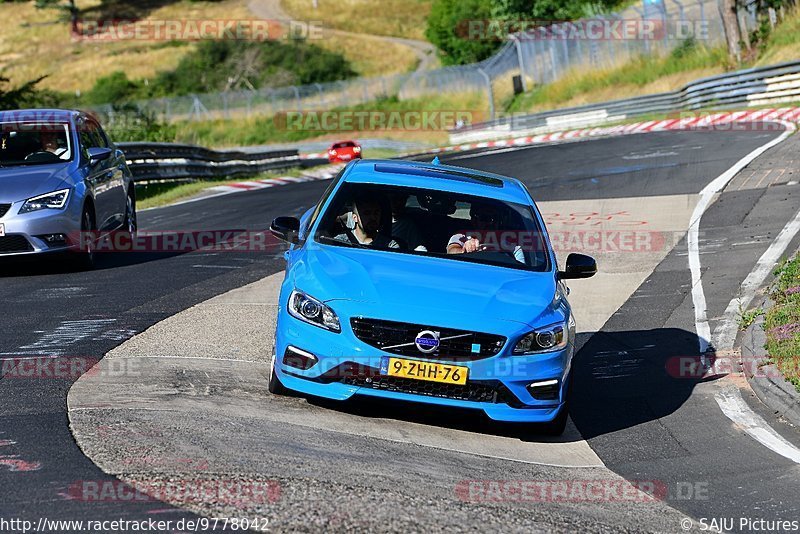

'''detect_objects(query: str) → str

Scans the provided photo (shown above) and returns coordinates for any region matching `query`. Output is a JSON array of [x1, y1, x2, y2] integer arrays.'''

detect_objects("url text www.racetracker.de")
[[0, 516, 270, 533]]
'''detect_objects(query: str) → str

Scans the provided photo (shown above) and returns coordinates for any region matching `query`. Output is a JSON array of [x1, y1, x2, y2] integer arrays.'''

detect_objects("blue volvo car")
[[269, 159, 596, 434]]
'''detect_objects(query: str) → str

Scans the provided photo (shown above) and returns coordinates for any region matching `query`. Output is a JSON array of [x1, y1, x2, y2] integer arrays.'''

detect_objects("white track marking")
[[686, 120, 800, 463], [716, 388, 800, 463], [688, 122, 795, 355], [714, 208, 800, 350]]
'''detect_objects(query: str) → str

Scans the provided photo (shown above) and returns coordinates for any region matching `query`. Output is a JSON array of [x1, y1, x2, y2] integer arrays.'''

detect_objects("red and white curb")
[[207, 164, 344, 194], [425, 107, 800, 155]]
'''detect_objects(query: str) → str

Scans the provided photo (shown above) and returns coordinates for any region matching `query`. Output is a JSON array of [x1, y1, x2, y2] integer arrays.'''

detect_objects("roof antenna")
[[431, 156, 441, 165]]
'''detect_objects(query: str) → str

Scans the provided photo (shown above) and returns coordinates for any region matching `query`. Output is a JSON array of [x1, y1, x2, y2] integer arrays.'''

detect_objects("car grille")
[[0, 204, 10, 218], [0, 236, 33, 254], [297, 363, 521, 405], [345, 373, 519, 404], [350, 318, 506, 361]]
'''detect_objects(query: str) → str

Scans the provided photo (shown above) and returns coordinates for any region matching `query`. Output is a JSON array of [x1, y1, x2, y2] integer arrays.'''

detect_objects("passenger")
[[335, 194, 399, 249], [446, 202, 525, 263], [389, 192, 427, 252]]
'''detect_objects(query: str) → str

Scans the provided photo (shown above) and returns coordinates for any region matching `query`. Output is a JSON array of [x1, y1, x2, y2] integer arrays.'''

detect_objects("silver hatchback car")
[[0, 109, 136, 268]]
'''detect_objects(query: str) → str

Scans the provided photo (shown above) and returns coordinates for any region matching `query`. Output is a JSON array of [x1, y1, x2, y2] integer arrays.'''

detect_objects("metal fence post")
[[559, 24, 569, 68], [530, 36, 540, 85], [549, 39, 559, 81], [632, 7, 651, 54], [314, 83, 325, 107], [477, 68, 495, 121], [511, 35, 528, 92], [292, 86, 301, 110]]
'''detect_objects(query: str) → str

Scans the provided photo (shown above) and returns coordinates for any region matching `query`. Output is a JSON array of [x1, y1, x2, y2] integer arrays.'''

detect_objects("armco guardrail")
[[117, 142, 302, 184], [451, 59, 800, 144]]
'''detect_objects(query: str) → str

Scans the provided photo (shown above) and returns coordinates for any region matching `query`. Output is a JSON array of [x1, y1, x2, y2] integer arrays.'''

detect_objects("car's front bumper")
[[273, 308, 572, 423], [0, 198, 81, 257]]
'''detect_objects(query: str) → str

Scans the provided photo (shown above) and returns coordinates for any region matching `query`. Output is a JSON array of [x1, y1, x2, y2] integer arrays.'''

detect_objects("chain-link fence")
[[98, 0, 731, 124]]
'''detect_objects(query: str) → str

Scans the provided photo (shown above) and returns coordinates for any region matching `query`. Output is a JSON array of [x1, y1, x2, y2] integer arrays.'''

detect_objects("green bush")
[[87, 71, 141, 104], [82, 38, 356, 105], [101, 104, 177, 143]]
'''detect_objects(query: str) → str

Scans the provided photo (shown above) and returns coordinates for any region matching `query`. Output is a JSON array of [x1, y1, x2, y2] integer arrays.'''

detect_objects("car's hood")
[[0, 164, 73, 203], [292, 245, 559, 329]]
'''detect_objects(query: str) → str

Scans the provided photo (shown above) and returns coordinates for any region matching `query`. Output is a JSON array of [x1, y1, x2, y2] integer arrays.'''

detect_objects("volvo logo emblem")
[[415, 330, 440, 353]]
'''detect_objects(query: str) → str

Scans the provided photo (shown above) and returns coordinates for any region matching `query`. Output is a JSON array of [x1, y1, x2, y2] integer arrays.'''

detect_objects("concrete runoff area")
[[67, 192, 703, 531]]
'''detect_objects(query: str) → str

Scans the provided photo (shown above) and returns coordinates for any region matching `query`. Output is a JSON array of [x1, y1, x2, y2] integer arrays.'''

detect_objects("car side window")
[[87, 121, 108, 148], [306, 167, 346, 232], [77, 120, 93, 160]]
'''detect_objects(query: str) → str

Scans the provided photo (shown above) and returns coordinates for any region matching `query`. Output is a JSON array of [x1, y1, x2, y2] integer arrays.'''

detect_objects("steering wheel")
[[24, 151, 60, 163]]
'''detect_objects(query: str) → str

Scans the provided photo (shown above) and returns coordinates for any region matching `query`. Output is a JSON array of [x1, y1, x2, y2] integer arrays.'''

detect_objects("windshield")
[[0, 122, 73, 167], [314, 182, 551, 272]]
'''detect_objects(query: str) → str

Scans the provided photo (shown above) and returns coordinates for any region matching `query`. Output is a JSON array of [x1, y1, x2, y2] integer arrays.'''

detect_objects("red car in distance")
[[328, 140, 362, 163]]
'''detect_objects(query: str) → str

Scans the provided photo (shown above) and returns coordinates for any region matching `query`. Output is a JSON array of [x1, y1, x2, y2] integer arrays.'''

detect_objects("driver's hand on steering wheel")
[[462, 237, 482, 253]]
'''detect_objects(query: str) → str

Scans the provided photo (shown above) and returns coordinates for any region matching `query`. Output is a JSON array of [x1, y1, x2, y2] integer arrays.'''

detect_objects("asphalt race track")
[[3, 129, 800, 532]]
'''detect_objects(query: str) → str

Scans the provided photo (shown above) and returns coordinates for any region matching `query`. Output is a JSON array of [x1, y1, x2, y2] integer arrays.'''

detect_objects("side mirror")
[[558, 253, 597, 280], [87, 147, 112, 165], [270, 216, 301, 244]]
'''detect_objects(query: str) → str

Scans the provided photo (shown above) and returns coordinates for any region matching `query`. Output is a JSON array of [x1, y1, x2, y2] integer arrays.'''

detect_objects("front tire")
[[74, 205, 96, 271], [124, 190, 137, 236], [539, 375, 572, 436], [268, 365, 289, 395], [268, 347, 288, 395], [540, 400, 569, 436]]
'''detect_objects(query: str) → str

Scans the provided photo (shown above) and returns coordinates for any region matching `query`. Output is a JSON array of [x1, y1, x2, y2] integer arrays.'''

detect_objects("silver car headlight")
[[513, 320, 568, 354], [288, 290, 341, 332], [19, 189, 70, 214]]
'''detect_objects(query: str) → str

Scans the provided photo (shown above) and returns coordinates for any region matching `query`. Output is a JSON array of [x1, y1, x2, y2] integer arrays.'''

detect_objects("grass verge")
[[174, 92, 486, 147], [763, 255, 800, 393], [281, 0, 432, 41], [507, 40, 730, 113], [0, 0, 252, 93]]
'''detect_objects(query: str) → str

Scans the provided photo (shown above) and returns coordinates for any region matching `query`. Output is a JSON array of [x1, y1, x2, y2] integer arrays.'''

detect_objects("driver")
[[446, 202, 524, 263], [40, 131, 67, 158], [334, 194, 399, 249]]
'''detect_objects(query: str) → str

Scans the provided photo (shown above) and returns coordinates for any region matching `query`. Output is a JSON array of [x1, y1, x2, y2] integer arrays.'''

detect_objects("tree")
[[425, 0, 499, 65], [34, 0, 78, 32], [718, 0, 742, 62], [0, 75, 47, 109]]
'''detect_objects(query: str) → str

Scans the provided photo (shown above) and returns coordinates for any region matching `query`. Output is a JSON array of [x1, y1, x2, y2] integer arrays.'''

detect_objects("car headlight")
[[19, 189, 70, 214], [288, 290, 341, 332], [513, 321, 568, 354]]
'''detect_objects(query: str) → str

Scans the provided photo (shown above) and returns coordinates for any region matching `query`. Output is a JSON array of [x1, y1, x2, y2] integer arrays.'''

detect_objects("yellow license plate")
[[380, 357, 468, 385]]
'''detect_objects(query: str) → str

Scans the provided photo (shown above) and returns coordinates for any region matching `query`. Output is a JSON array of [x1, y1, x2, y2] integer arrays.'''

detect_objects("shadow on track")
[[298, 328, 720, 443], [570, 328, 724, 440], [0, 251, 189, 277]]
